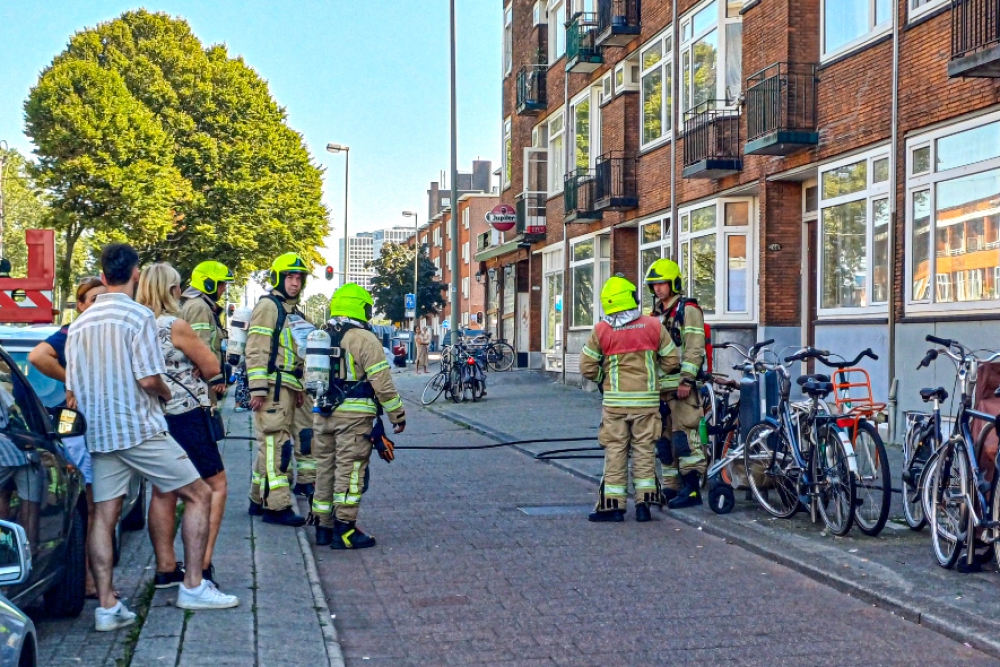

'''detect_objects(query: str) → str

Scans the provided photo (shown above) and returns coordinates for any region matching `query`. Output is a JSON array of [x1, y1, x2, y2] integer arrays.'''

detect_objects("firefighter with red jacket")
[[580, 276, 679, 522], [646, 259, 707, 509]]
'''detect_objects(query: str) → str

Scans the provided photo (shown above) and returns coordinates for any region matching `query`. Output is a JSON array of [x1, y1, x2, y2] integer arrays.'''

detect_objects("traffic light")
[[325, 265, 334, 281]]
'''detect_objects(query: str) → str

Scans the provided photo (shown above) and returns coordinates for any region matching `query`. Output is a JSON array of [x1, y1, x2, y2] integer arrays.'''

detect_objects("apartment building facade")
[[481, 0, 1000, 417]]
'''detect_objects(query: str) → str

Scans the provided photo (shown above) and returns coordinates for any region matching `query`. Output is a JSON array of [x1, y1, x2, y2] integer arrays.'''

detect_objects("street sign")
[[405, 293, 416, 310], [405, 309, 415, 319], [485, 204, 517, 232], [441, 319, 450, 330]]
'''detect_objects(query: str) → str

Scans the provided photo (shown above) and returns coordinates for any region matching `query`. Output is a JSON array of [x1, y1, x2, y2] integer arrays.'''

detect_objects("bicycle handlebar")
[[925, 334, 953, 348], [917, 348, 939, 370], [782, 346, 877, 368]]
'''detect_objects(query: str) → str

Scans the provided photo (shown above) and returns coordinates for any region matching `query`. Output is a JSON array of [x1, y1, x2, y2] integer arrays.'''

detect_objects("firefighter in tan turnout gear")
[[580, 276, 680, 523], [180, 261, 234, 403], [309, 283, 405, 549], [246, 253, 310, 527], [646, 258, 708, 509]]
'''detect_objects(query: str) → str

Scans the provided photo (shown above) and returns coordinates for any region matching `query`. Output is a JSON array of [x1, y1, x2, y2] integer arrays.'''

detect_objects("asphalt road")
[[307, 373, 994, 667]]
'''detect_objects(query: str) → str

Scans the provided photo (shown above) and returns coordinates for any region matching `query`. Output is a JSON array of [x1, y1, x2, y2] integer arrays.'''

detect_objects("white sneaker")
[[95, 601, 137, 632], [176, 580, 239, 610]]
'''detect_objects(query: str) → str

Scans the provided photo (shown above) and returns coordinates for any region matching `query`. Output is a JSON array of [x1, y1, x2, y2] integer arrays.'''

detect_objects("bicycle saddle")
[[796, 373, 830, 386], [802, 380, 834, 397], [919, 387, 948, 403]]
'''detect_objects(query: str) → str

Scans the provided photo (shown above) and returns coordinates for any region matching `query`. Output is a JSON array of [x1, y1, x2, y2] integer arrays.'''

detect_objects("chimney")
[[427, 181, 441, 221], [472, 160, 492, 193]]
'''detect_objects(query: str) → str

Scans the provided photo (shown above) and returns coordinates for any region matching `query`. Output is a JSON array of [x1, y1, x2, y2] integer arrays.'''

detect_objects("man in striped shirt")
[[66, 244, 238, 632]]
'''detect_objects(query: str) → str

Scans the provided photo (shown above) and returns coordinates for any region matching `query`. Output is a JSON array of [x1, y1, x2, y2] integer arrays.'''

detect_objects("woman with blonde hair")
[[136, 263, 228, 587]]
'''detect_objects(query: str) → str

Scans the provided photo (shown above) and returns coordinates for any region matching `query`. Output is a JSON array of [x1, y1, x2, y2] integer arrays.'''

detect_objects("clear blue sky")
[[0, 1, 501, 284]]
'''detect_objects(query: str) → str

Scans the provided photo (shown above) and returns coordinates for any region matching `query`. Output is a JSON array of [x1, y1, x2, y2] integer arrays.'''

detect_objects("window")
[[462, 277, 470, 299], [638, 216, 672, 313], [907, 113, 1000, 312], [678, 198, 753, 318], [548, 0, 566, 64], [569, 235, 610, 327], [570, 89, 600, 172], [462, 242, 470, 264], [818, 148, 891, 314], [640, 31, 673, 149], [421, 234, 428, 246], [503, 5, 513, 76], [679, 0, 742, 119], [462, 208, 470, 229], [434, 228, 441, 246], [547, 110, 566, 194], [909, 0, 947, 20], [0, 358, 45, 436], [503, 117, 512, 190], [823, 0, 891, 59], [542, 249, 564, 352], [447, 253, 452, 271]]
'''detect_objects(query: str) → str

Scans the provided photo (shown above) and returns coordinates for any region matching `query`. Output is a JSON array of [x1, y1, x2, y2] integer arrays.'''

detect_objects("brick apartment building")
[[480, 0, 1000, 417]]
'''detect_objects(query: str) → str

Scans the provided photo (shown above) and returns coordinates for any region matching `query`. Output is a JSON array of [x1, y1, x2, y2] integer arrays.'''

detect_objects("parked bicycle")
[[440, 332, 516, 372]]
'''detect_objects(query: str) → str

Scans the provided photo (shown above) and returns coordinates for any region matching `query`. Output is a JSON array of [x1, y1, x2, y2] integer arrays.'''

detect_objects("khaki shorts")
[[91, 433, 200, 503]]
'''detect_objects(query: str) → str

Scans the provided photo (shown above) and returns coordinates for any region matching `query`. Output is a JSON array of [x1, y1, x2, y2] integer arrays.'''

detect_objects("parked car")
[[0, 520, 38, 666], [0, 344, 88, 618], [0, 326, 146, 562]]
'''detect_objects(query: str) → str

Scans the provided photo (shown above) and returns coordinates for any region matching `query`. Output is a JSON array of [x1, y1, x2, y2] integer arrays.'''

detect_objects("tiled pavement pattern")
[[305, 367, 994, 666]]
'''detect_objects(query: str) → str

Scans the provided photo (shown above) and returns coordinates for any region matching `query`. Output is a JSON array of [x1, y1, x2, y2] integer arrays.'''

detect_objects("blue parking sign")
[[405, 293, 416, 310]]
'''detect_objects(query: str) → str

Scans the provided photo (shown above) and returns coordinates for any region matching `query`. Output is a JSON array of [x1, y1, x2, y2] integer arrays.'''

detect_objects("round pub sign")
[[486, 204, 517, 232]]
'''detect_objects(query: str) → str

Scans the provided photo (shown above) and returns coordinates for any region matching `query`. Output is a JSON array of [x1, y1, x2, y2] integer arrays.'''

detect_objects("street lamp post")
[[326, 143, 350, 287], [0, 139, 9, 276], [402, 211, 419, 332], [448, 0, 460, 345]]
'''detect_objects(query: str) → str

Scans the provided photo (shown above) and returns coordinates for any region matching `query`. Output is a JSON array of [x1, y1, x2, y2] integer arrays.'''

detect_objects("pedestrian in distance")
[[65, 244, 238, 632], [645, 258, 709, 509], [137, 263, 229, 587], [580, 276, 679, 523], [28, 276, 106, 599], [414, 326, 431, 374]]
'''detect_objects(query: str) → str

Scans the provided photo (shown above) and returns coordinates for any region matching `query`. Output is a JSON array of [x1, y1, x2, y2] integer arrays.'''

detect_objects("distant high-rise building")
[[338, 232, 375, 290], [373, 226, 415, 259]]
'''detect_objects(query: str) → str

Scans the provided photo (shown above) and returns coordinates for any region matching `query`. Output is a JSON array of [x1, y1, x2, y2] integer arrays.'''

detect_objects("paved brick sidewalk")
[[306, 370, 993, 666]]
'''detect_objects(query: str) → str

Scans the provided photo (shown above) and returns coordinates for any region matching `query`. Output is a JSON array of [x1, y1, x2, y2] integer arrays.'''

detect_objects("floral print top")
[[156, 315, 210, 416]]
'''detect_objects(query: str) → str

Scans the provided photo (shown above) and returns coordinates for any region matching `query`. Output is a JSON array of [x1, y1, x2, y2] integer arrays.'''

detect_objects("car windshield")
[[6, 351, 65, 408]]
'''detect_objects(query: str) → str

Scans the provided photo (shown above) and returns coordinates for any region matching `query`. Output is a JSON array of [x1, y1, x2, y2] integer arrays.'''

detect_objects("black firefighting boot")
[[331, 519, 377, 549], [262, 507, 306, 527], [248, 500, 264, 516], [634, 503, 652, 522], [667, 472, 703, 509], [589, 485, 625, 522], [315, 525, 334, 547]]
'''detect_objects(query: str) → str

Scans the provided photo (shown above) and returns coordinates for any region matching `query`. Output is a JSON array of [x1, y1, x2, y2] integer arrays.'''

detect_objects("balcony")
[[516, 191, 547, 241], [564, 169, 603, 223], [596, 0, 640, 48], [682, 101, 742, 180], [744, 63, 819, 156], [516, 65, 547, 115], [949, 0, 1000, 77], [594, 152, 638, 211], [566, 12, 603, 73]]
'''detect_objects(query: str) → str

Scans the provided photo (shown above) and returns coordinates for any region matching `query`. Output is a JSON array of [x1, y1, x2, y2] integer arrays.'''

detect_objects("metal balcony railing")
[[594, 152, 638, 211], [516, 191, 547, 236], [566, 12, 603, 73], [744, 63, 819, 156], [564, 169, 602, 222], [950, 0, 1000, 77], [596, 0, 641, 47], [516, 65, 547, 115], [682, 100, 742, 179]]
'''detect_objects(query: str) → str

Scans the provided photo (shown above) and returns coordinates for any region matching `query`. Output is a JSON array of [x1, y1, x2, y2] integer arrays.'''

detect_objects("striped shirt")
[[66, 293, 168, 453]]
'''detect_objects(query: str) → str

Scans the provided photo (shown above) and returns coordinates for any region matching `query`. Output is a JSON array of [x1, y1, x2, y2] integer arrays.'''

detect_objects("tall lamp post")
[[326, 143, 350, 287], [402, 211, 419, 331], [448, 0, 460, 345], [0, 139, 10, 278]]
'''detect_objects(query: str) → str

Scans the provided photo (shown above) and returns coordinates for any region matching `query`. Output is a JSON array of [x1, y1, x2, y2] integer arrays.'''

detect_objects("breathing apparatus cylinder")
[[227, 307, 252, 366], [304, 329, 332, 411]]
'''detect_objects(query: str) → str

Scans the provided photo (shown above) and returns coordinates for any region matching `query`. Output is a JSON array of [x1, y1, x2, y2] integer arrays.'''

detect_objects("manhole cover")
[[517, 504, 593, 517]]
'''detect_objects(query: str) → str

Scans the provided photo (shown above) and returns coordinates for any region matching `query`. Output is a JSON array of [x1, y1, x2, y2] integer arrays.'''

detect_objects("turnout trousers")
[[249, 387, 300, 511], [660, 388, 708, 491], [595, 410, 661, 511], [311, 411, 373, 525], [293, 394, 317, 486]]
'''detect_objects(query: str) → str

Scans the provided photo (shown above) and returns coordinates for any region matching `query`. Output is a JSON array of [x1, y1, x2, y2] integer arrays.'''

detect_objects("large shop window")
[[542, 249, 564, 352], [678, 198, 753, 319], [818, 149, 890, 315], [547, 109, 566, 194], [822, 0, 891, 60], [640, 30, 673, 150], [638, 216, 673, 313], [679, 0, 742, 121], [569, 235, 611, 328], [907, 114, 1000, 313]]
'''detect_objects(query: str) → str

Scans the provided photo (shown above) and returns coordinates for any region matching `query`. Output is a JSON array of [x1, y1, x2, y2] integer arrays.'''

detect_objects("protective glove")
[[370, 418, 395, 463], [279, 440, 294, 472], [299, 428, 313, 457]]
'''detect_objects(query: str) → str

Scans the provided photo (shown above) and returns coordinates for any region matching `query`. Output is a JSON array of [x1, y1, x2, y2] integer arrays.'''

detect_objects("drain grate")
[[517, 504, 593, 517]]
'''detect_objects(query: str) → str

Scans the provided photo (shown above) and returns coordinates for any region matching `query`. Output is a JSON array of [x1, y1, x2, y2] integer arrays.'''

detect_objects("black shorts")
[[164, 409, 225, 480]]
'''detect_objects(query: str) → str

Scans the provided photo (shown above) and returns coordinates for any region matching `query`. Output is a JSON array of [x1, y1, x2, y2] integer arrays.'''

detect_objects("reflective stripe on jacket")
[[180, 289, 225, 365], [245, 292, 303, 395], [332, 327, 405, 423], [654, 295, 706, 391]]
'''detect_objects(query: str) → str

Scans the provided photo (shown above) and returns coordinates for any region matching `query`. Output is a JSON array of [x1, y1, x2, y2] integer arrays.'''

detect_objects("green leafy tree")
[[25, 10, 328, 300], [301, 293, 329, 327], [368, 242, 446, 324]]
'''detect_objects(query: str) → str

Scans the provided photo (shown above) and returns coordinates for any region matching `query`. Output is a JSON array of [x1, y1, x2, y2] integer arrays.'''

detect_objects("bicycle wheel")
[[901, 428, 932, 531], [851, 420, 891, 536], [471, 378, 485, 402], [448, 366, 463, 403], [439, 345, 452, 368], [486, 342, 515, 372], [925, 447, 969, 569], [744, 421, 799, 519], [813, 426, 856, 537], [420, 372, 447, 406]]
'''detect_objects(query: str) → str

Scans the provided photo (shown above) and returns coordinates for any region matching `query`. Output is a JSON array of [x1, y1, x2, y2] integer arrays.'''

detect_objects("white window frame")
[[541, 247, 564, 353], [503, 117, 513, 190], [547, 0, 567, 65], [909, 0, 947, 20], [503, 4, 513, 77], [816, 146, 891, 319], [637, 214, 673, 314], [547, 108, 566, 195], [446, 253, 452, 271], [568, 233, 610, 329], [677, 197, 756, 322], [639, 30, 673, 151], [821, 0, 892, 62], [462, 207, 470, 230], [462, 241, 470, 264], [679, 0, 742, 125], [905, 110, 1000, 315], [434, 228, 442, 247], [570, 89, 600, 173], [462, 276, 470, 299]]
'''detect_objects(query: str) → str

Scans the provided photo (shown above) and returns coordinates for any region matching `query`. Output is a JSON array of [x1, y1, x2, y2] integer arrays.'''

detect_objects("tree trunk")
[[59, 227, 80, 314]]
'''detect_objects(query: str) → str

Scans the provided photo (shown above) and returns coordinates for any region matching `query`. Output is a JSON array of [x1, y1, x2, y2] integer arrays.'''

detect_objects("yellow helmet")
[[329, 283, 374, 322], [190, 261, 234, 297], [268, 253, 309, 290], [644, 258, 683, 293], [600, 276, 639, 315]]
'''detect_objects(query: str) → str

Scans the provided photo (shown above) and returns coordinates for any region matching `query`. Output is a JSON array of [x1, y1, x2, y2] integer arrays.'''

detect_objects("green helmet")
[[644, 258, 683, 293], [190, 261, 234, 297], [329, 283, 374, 322], [268, 253, 309, 291], [600, 276, 639, 315]]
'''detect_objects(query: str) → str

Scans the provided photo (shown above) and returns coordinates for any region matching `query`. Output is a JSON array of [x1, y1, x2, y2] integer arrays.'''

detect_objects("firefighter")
[[311, 283, 405, 549], [246, 253, 310, 526], [645, 258, 707, 509], [180, 260, 234, 400], [580, 276, 679, 523]]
